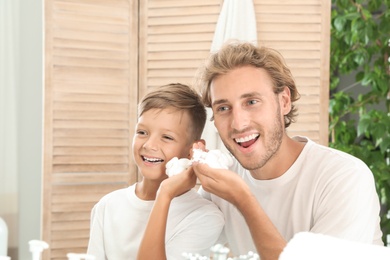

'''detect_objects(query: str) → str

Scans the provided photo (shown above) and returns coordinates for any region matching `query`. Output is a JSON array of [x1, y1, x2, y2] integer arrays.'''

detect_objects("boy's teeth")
[[143, 156, 163, 162], [235, 134, 259, 143]]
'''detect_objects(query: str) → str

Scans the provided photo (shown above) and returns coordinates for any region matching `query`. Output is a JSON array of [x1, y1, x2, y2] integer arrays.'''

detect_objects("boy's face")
[[132, 108, 193, 181]]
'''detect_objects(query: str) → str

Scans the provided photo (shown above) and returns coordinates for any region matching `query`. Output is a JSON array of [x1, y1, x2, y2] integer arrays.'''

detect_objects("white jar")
[[0, 217, 8, 257]]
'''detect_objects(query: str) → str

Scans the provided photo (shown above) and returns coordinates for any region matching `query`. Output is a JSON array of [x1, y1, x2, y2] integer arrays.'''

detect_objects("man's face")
[[210, 66, 291, 172]]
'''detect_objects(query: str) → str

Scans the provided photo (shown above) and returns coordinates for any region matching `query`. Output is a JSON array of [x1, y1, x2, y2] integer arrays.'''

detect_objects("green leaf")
[[361, 72, 373, 86], [330, 0, 390, 241], [334, 16, 347, 32], [355, 71, 365, 82], [379, 137, 390, 154], [357, 117, 371, 136], [362, 9, 372, 20], [353, 52, 365, 66]]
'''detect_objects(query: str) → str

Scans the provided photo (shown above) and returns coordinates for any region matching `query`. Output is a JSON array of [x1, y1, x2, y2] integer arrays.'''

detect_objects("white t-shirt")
[[87, 184, 224, 260], [199, 136, 383, 256]]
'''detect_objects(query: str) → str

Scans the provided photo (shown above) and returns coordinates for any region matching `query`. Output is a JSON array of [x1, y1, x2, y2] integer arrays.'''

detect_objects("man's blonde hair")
[[198, 42, 300, 128]]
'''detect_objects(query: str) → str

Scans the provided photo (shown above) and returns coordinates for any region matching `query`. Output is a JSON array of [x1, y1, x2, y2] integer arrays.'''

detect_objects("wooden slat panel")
[[148, 0, 222, 8], [52, 212, 91, 222], [255, 4, 322, 14], [51, 229, 90, 240], [44, 0, 138, 259], [253, 0, 330, 143], [257, 14, 321, 23], [51, 183, 126, 194], [53, 146, 129, 155], [53, 164, 130, 173]]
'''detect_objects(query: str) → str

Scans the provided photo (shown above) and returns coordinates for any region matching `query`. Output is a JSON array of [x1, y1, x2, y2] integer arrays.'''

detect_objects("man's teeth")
[[235, 134, 259, 143], [143, 156, 163, 163]]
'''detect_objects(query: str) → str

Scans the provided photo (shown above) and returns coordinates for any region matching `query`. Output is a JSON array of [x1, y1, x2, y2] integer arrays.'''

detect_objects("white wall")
[[0, 0, 19, 257], [18, 0, 43, 259], [0, 0, 43, 259]]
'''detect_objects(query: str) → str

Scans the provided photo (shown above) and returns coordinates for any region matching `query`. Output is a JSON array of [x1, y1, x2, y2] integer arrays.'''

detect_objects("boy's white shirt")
[[87, 184, 224, 260], [199, 136, 383, 255]]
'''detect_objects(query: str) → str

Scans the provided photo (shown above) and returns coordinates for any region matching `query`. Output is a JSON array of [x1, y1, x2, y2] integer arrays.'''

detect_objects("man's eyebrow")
[[211, 92, 262, 107], [241, 92, 262, 99], [211, 99, 228, 107]]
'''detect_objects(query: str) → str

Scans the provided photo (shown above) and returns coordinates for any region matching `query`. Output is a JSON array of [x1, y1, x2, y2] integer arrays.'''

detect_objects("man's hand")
[[193, 160, 250, 207]]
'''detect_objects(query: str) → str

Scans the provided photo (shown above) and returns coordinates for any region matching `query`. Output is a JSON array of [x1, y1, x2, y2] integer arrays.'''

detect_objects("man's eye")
[[217, 106, 229, 112], [248, 100, 258, 105]]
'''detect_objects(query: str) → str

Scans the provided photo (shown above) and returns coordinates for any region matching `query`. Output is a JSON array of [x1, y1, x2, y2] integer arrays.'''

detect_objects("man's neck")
[[250, 136, 305, 180]]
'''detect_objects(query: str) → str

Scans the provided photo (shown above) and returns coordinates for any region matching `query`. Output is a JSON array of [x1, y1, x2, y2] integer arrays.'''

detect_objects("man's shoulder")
[[295, 136, 367, 168]]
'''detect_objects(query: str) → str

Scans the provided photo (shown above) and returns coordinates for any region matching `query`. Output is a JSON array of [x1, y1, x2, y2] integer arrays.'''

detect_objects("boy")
[[87, 83, 224, 259]]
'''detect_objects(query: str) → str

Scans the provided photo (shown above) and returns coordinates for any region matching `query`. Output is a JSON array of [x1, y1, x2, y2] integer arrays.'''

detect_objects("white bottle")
[[28, 240, 49, 260], [67, 253, 95, 260], [0, 218, 8, 257]]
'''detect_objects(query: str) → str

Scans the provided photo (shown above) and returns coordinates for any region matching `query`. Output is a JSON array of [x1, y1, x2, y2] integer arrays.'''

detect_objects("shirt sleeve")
[[310, 162, 382, 244], [165, 206, 225, 259], [197, 186, 212, 200], [87, 203, 107, 259]]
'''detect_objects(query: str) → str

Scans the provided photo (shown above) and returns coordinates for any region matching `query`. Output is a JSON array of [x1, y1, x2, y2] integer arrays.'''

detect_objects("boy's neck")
[[135, 180, 159, 200]]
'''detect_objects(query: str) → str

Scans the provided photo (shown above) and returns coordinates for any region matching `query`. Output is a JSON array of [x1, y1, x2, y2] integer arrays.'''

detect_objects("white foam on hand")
[[192, 149, 233, 169], [165, 157, 192, 177], [166, 149, 233, 177]]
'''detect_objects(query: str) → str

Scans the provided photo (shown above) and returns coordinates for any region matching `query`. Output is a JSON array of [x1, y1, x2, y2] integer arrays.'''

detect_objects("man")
[[193, 42, 383, 260]]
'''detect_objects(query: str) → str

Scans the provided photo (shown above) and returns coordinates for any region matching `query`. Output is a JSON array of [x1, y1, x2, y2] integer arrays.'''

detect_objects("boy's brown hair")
[[138, 83, 207, 141]]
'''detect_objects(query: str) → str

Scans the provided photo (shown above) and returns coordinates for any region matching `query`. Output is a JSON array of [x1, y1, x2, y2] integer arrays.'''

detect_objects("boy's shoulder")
[[96, 184, 135, 206], [172, 189, 223, 213]]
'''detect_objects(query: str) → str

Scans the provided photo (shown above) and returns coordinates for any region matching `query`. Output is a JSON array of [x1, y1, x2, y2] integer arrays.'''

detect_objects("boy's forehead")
[[141, 107, 186, 118], [138, 108, 192, 128]]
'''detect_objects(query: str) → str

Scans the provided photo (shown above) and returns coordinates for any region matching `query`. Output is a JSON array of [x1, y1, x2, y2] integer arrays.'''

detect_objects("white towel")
[[203, 0, 258, 152], [279, 232, 390, 260], [210, 0, 258, 53]]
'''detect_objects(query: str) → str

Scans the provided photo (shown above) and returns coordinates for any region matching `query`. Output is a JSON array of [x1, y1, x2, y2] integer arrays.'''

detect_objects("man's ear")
[[280, 86, 292, 115]]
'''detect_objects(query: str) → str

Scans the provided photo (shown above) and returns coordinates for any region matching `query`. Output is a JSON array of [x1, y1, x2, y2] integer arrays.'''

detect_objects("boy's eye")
[[163, 135, 174, 141], [137, 130, 147, 135]]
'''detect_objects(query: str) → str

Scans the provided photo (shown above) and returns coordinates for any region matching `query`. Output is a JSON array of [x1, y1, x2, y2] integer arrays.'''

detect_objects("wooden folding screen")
[[43, 0, 330, 259], [43, 0, 138, 258], [253, 0, 330, 143]]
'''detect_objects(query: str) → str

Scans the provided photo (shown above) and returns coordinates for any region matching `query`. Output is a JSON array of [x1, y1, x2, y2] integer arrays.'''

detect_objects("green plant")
[[329, 0, 390, 243]]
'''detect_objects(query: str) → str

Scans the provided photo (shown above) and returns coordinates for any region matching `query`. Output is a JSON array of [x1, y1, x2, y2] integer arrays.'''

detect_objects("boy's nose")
[[142, 137, 158, 151]]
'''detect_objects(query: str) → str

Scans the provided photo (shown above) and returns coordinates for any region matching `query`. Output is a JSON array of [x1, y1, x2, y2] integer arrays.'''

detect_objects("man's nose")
[[231, 107, 249, 131]]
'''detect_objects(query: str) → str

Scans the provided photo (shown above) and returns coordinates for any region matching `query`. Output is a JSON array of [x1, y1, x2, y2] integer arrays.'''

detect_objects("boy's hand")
[[158, 167, 197, 200]]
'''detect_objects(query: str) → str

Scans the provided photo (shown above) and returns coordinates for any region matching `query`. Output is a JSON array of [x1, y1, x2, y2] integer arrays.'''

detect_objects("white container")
[[0, 218, 8, 256], [67, 253, 95, 260], [28, 240, 49, 260]]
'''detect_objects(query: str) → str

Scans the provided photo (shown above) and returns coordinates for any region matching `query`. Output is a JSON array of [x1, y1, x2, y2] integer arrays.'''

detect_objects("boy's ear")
[[188, 139, 206, 158], [197, 139, 206, 146]]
